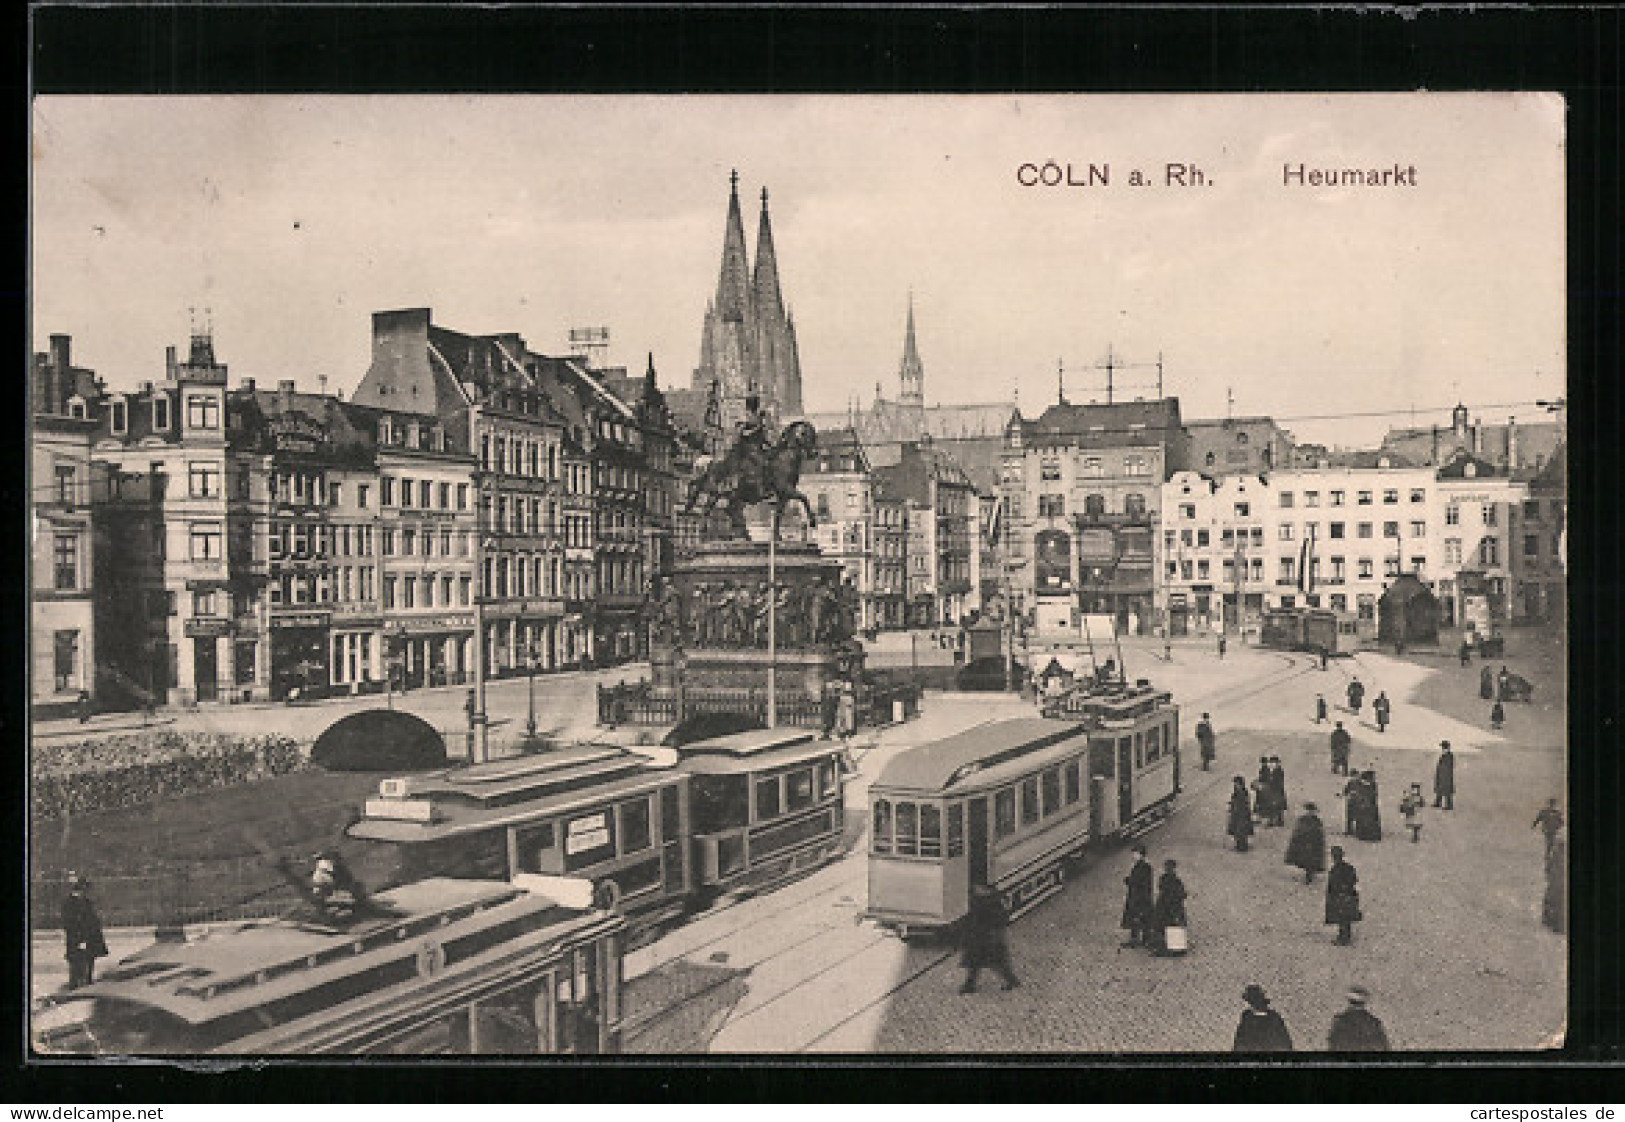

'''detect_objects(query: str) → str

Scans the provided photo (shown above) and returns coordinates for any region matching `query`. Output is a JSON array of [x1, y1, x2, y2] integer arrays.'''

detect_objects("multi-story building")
[[874, 441, 975, 627], [1160, 471, 1273, 635], [1509, 445, 1565, 625], [1184, 416, 1294, 477], [1381, 403, 1562, 474], [801, 427, 874, 630], [1432, 450, 1527, 627], [871, 489, 909, 631], [1003, 398, 1190, 634], [31, 335, 102, 715]]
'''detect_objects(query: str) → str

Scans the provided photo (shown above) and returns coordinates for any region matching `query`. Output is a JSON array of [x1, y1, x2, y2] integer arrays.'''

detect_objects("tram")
[[866, 679, 1179, 936], [34, 878, 625, 1055], [1261, 606, 1360, 656], [346, 729, 849, 924]]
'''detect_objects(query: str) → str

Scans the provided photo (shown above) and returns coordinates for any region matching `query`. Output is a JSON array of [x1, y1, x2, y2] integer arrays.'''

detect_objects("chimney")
[[240, 377, 256, 392], [317, 374, 329, 397], [279, 379, 295, 411], [1506, 416, 1519, 469], [1430, 425, 1439, 466], [166, 345, 178, 381], [49, 334, 71, 370]]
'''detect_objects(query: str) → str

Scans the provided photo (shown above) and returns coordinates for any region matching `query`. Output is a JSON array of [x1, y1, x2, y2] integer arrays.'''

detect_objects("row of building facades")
[[31, 174, 1567, 715]]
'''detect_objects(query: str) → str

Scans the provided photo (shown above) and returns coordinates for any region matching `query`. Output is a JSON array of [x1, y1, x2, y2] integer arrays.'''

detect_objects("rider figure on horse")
[[733, 392, 775, 481]]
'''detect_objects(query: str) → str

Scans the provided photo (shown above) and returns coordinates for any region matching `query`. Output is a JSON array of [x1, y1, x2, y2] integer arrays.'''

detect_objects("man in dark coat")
[[1325, 847, 1361, 945], [1120, 844, 1155, 948], [1434, 741, 1456, 810], [1480, 665, 1495, 700], [1217, 634, 1227, 660], [61, 872, 108, 989], [1196, 713, 1216, 770], [1151, 859, 1189, 955], [1341, 773, 1363, 835], [1490, 700, 1506, 730], [1285, 803, 1328, 883], [1266, 758, 1288, 826], [959, 884, 1019, 993], [1497, 665, 1511, 701], [1346, 677, 1365, 715], [1354, 770, 1383, 841], [1327, 987, 1390, 1050], [1373, 691, 1391, 733], [1227, 778, 1255, 852], [1329, 721, 1352, 775], [1254, 757, 1274, 824], [1532, 799, 1564, 856], [1315, 694, 1329, 725], [1459, 639, 1473, 667], [1233, 984, 1294, 1052]]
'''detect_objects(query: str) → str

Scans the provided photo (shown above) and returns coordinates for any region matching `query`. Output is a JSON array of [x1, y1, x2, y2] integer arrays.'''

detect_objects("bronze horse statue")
[[686, 420, 819, 537]]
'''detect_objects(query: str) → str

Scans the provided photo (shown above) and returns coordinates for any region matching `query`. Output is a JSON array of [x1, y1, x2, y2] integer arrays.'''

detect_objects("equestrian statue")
[[685, 394, 819, 537]]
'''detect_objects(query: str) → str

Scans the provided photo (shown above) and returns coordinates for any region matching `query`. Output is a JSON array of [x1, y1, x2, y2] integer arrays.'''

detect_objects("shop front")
[[269, 610, 331, 701]]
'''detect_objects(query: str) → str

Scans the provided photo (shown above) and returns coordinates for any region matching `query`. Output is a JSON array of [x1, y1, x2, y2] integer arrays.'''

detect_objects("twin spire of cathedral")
[[898, 289, 925, 408]]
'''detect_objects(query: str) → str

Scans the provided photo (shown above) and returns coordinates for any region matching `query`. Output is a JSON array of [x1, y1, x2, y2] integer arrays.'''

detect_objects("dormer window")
[[110, 397, 129, 435], [67, 396, 87, 419]]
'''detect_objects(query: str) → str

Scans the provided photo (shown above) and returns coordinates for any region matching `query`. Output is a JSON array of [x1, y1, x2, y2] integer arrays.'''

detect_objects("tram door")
[[966, 797, 990, 890], [1117, 737, 1134, 826]]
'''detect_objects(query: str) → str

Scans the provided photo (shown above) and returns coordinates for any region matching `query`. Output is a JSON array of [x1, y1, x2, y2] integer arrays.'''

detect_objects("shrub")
[[32, 732, 310, 819]]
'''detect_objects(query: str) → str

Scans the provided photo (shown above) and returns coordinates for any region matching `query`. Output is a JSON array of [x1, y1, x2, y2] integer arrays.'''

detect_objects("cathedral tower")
[[898, 291, 924, 409]]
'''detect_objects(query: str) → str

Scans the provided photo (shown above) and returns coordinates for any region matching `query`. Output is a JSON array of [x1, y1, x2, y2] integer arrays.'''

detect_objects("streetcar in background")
[[865, 678, 1180, 937], [1261, 606, 1360, 657], [35, 878, 626, 1055], [346, 729, 850, 925]]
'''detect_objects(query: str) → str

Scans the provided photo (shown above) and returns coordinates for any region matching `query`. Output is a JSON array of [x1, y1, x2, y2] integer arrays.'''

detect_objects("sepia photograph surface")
[[29, 93, 1566, 1057]]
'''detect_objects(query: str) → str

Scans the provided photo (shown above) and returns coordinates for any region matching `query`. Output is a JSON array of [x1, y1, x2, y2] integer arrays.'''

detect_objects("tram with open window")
[[866, 679, 1179, 936], [34, 878, 625, 1055]]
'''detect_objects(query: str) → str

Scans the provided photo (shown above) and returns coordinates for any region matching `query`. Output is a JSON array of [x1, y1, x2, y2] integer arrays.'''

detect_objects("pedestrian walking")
[[1266, 757, 1288, 827], [1480, 665, 1495, 700], [1196, 712, 1216, 770], [1373, 692, 1390, 733], [1253, 757, 1274, 825], [61, 872, 108, 990], [820, 679, 840, 740], [1218, 634, 1228, 660], [1120, 844, 1155, 948], [1328, 987, 1390, 1051], [1227, 778, 1255, 852], [1285, 803, 1328, 883], [958, 884, 1020, 993], [1315, 694, 1329, 725], [1346, 677, 1365, 715], [1329, 721, 1352, 775], [1340, 773, 1362, 835], [1151, 859, 1189, 956], [1319, 646, 1330, 671], [76, 689, 93, 724], [1399, 783, 1425, 843], [1459, 639, 1474, 667], [1532, 799, 1564, 856], [1542, 829, 1566, 934], [1164, 635, 1173, 662], [1232, 985, 1294, 1053], [1354, 770, 1383, 842], [1433, 741, 1456, 810], [836, 679, 858, 741], [1325, 847, 1361, 945], [1490, 699, 1506, 731], [1497, 665, 1511, 702]]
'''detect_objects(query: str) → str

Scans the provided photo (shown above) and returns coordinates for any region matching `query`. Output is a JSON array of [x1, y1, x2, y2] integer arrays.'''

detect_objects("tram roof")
[[384, 744, 651, 808], [675, 729, 833, 774], [873, 718, 1088, 794], [55, 878, 610, 1027], [348, 766, 680, 842], [677, 728, 818, 758]]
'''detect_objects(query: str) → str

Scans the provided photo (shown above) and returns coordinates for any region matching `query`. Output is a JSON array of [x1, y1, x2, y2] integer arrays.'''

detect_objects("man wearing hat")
[[1232, 984, 1294, 1052], [1434, 741, 1456, 810], [1120, 844, 1155, 948], [1325, 846, 1361, 945], [1196, 712, 1216, 771], [60, 872, 108, 989], [1329, 721, 1352, 775], [1327, 986, 1390, 1050], [1286, 802, 1328, 883]]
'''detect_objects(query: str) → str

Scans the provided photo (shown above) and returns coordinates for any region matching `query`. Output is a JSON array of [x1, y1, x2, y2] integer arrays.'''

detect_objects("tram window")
[[1064, 761, 1082, 804], [1020, 779, 1039, 827], [817, 760, 837, 798], [787, 769, 816, 811], [919, 804, 943, 858], [755, 776, 783, 821], [1145, 727, 1161, 763], [873, 800, 892, 854], [660, 785, 681, 841], [1089, 740, 1114, 777], [1041, 769, 1062, 817], [995, 789, 1017, 839], [515, 822, 558, 874], [1134, 733, 1144, 768], [691, 775, 748, 834], [619, 798, 652, 855], [476, 991, 542, 1055], [895, 802, 919, 856], [947, 803, 964, 857]]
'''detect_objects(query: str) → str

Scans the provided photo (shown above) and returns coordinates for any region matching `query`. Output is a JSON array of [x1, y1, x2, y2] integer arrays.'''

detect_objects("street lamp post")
[[766, 503, 779, 729], [525, 628, 538, 740], [469, 400, 490, 764]]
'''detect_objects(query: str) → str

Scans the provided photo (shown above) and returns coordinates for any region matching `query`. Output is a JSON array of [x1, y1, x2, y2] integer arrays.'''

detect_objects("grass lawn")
[[30, 769, 385, 928]]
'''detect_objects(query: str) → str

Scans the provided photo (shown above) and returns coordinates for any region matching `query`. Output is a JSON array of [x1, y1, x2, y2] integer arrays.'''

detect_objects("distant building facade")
[[1509, 445, 1565, 625], [1183, 416, 1294, 476], [801, 428, 875, 631]]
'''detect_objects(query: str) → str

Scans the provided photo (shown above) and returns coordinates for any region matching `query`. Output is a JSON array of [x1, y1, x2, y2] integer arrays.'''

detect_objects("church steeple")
[[714, 169, 752, 322], [752, 186, 784, 316], [898, 291, 925, 408]]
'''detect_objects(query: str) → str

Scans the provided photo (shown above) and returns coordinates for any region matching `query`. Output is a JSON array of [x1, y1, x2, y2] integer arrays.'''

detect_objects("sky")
[[31, 94, 1565, 447]]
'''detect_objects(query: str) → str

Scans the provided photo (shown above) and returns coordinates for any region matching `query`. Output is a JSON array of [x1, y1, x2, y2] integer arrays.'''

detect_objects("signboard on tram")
[[564, 811, 617, 868]]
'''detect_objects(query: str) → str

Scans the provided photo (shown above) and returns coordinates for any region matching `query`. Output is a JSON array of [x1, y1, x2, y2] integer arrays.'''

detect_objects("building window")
[[189, 523, 223, 560], [1279, 524, 1294, 541], [1410, 557, 1427, 574], [1410, 520, 1426, 538], [1330, 557, 1346, 581], [1040, 457, 1061, 482], [53, 533, 79, 589], [1479, 537, 1500, 566], [1197, 559, 1210, 579], [1357, 490, 1373, 506], [186, 395, 220, 429], [330, 482, 343, 506], [1280, 558, 1296, 584], [381, 477, 395, 506], [1445, 538, 1462, 565], [1196, 529, 1210, 547], [357, 483, 370, 510], [1524, 534, 1540, 558], [1038, 495, 1066, 518], [1180, 504, 1196, 520], [1329, 522, 1345, 539], [53, 630, 80, 691], [193, 590, 218, 616], [816, 493, 831, 519], [153, 396, 171, 431], [110, 399, 128, 434], [1358, 559, 1374, 579], [1384, 558, 1401, 577], [1357, 522, 1373, 539], [457, 484, 469, 511], [1384, 489, 1400, 504], [54, 465, 76, 505], [1279, 492, 1295, 508], [188, 462, 221, 498], [1383, 522, 1400, 538], [1234, 502, 1250, 518], [1445, 504, 1460, 526], [400, 478, 414, 508], [421, 480, 432, 508], [1084, 494, 1106, 518], [1080, 457, 1103, 479], [1305, 491, 1320, 508], [1411, 489, 1427, 504], [1326, 490, 1343, 507], [1125, 455, 1150, 477], [1483, 504, 1498, 526]]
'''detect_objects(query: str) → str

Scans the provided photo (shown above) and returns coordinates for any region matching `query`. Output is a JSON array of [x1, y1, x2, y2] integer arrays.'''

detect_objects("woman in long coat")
[[1285, 802, 1328, 883], [1480, 665, 1495, 700], [1253, 757, 1276, 824], [1120, 846, 1155, 947], [1227, 778, 1255, 852], [1152, 860, 1189, 953], [1354, 771, 1384, 841], [1325, 846, 1361, 945]]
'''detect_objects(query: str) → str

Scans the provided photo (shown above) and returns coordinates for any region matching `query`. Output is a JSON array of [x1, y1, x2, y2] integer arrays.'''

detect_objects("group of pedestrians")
[[1233, 984, 1390, 1052], [1118, 844, 1189, 957]]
